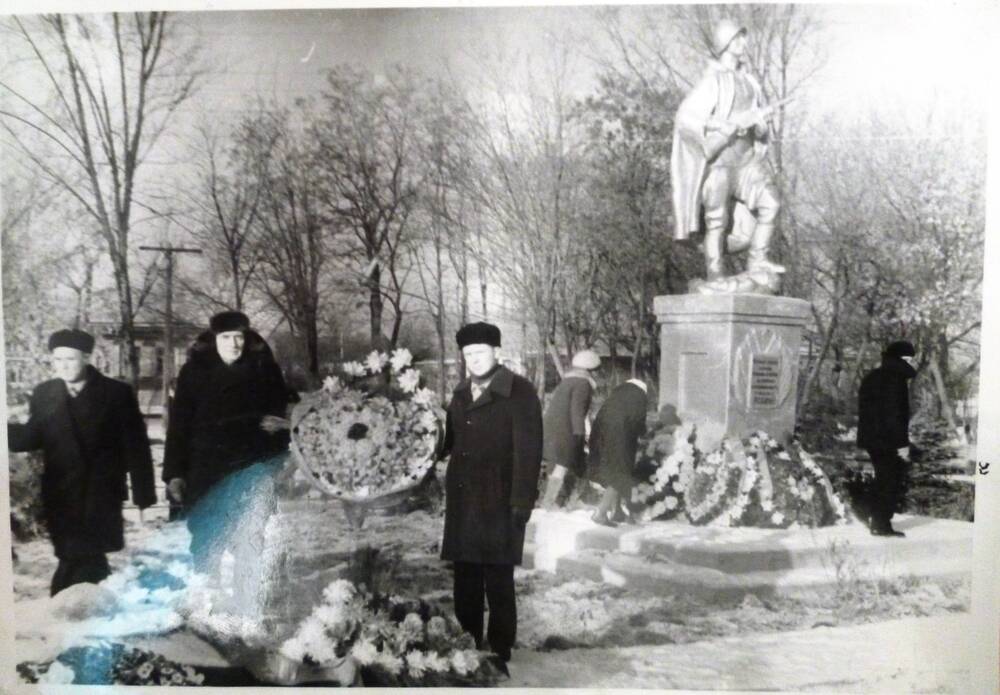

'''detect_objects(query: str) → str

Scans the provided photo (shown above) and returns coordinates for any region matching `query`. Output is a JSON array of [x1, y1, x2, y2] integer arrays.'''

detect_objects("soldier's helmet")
[[712, 19, 747, 57]]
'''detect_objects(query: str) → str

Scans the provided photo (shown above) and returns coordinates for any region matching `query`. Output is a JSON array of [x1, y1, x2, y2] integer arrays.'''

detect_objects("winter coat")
[[586, 382, 648, 495], [7, 365, 156, 558], [857, 356, 916, 452], [440, 366, 543, 565], [542, 371, 594, 474], [163, 330, 290, 506]]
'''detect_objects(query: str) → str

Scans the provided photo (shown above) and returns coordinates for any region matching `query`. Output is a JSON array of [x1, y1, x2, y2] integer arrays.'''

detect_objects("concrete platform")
[[523, 510, 973, 599]]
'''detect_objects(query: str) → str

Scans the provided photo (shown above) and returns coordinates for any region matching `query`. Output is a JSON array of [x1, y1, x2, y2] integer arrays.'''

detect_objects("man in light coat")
[[440, 322, 543, 670]]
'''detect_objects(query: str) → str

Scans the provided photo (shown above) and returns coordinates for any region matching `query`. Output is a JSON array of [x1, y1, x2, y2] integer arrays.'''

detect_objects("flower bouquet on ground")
[[18, 644, 206, 686], [290, 348, 443, 526], [275, 579, 503, 687], [682, 431, 850, 528], [632, 421, 697, 521]]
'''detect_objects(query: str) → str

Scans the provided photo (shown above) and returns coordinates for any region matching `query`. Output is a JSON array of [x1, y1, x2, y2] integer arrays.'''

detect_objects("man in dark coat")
[[162, 311, 291, 566], [587, 379, 649, 527], [857, 340, 918, 537], [440, 322, 543, 669], [539, 349, 600, 508], [7, 329, 157, 595]]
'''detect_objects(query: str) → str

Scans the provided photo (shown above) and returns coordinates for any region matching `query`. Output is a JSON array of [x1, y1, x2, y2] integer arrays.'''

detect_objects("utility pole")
[[140, 245, 202, 429]]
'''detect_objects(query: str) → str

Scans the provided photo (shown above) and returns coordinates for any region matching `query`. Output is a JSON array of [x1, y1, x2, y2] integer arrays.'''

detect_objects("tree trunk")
[[929, 358, 967, 446], [369, 263, 384, 350]]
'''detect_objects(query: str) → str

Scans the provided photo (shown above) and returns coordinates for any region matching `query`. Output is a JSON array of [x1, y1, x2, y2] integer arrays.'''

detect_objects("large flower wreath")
[[633, 427, 849, 529], [290, 349, 442, 502]]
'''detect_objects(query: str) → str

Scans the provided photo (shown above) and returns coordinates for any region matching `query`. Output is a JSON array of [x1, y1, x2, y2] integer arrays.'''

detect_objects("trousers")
[[452, 562, 516, 661], [51, 553, 110, 596], [866, 448, 907, 531]]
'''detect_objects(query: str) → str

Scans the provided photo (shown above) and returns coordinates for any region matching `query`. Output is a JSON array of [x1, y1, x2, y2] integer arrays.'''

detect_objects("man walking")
[[440, 322, 543, 672], [857, 340, 918, 537], [7, 329, 157, 595]]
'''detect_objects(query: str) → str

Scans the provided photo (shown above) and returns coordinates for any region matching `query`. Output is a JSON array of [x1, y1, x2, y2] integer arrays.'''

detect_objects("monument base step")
[[523, 511, 972, 599]]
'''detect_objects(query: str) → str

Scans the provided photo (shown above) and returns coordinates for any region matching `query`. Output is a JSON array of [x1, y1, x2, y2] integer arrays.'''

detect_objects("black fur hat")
[[884, 340, 915, 359], [456, 322, 501, 348], [48, 329, 95, 353], [209, 311, 250, 334]]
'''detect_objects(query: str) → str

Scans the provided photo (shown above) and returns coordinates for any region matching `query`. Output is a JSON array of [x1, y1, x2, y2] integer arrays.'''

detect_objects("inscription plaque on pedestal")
[[750, 355, 781, 408]]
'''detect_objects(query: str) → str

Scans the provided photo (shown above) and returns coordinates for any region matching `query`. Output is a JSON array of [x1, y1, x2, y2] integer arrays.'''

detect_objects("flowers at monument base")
[[682, 431, 849, 528], [632, 422, 697, 521], [291, 349, 442, 501], [279, 579, 498, 686], [632, 424, 849, 529]]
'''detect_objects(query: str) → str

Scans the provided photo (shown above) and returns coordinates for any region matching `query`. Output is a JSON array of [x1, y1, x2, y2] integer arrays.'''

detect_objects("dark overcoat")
[[586, 382, 648, 495], [440, 366, 543, 565], [163, 330, 290, 506], [542, 371, 594, 473], [7, 365, 156, 558], [857, 356, 916, 452]]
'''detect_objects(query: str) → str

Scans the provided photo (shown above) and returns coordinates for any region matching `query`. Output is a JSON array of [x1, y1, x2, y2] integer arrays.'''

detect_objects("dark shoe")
[[871, 527, 906, 537], [485, 654, 510, 679], [591, 513, 618, 528]]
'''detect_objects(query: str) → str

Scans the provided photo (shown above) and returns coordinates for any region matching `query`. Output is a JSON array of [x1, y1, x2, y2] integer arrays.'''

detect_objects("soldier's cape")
[[670, 60, 765, 241]]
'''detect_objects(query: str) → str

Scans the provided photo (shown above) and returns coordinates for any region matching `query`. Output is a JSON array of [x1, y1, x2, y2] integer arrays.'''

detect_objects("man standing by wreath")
[[7, 329, 157, 595], [857, 340, 918, 537], [439, 322, 543, 673]]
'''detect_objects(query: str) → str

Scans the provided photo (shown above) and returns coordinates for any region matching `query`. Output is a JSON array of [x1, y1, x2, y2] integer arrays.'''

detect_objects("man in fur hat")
[[671, 19, 786, 291], [439, 321, 543, 673], [163, 311, 291, 510], [7, 329, 157, 595], [857, 340, 918, 537]]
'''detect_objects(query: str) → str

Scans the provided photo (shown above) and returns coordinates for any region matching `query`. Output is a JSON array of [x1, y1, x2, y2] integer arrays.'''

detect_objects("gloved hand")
[[511, 506, 533, 528], [167, 478, 186, 504]]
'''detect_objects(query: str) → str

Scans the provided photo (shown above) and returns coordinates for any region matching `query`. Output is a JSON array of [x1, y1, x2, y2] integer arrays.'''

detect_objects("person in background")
[[586, 378, 649, 527], [857, 340, 918, 537], [439, 322, 543, 674], [7, 329, 156, 595], [539, 349, 601, 509], [162, 311, 291, 567]]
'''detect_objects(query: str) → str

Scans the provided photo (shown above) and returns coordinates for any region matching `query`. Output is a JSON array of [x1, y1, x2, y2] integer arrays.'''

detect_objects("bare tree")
[[311, 66, 424, 352], [0, 12, 200, 386]]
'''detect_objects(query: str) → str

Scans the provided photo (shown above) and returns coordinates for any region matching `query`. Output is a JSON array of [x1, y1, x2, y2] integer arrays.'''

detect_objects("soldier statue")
[[671, 19, 788, 294]]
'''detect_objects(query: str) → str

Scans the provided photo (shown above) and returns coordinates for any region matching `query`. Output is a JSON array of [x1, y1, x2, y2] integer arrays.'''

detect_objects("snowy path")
[[503, 613, 974, 692]]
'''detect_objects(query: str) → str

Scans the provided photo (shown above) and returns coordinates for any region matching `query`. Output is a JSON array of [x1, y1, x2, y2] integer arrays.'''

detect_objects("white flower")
[[351, 639, 379, 666], [424, 651, 450, 673], [313, 603, 346, 627], [342, 361, 367, 377], [365, 351, 389, 373], [323, 375, 343, 393], [664, 495, 679, 511], [413, 388, 437, 406], [40, 661, 75, 684], [390, 348, 413, 373], [376, 650, 404, 675], [398, 369, 421, 393], [761, 499, 774, 512], [322, 579, 355, 606], [427, 616, 448, 637], [280, 637, 306, 662], [450, 649, 475, 676], [771, 511, 785, 525], [405, 650, 428, 678]]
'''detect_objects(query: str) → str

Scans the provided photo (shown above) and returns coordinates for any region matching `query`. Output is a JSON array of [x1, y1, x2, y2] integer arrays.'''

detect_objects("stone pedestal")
[[654, 293, 810, 449]]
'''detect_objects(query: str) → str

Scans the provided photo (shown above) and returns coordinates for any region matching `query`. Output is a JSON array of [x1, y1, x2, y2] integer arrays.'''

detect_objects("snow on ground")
[[503, 613, 974, 692]]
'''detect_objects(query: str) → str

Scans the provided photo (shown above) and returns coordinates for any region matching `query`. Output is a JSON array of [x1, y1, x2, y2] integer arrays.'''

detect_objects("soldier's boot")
[[703, 225, 727, 281], [746, 222, 786, 275]]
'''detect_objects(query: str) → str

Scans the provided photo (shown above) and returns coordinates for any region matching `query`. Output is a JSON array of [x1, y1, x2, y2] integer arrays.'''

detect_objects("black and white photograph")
[[1, 1, 998, 691]]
